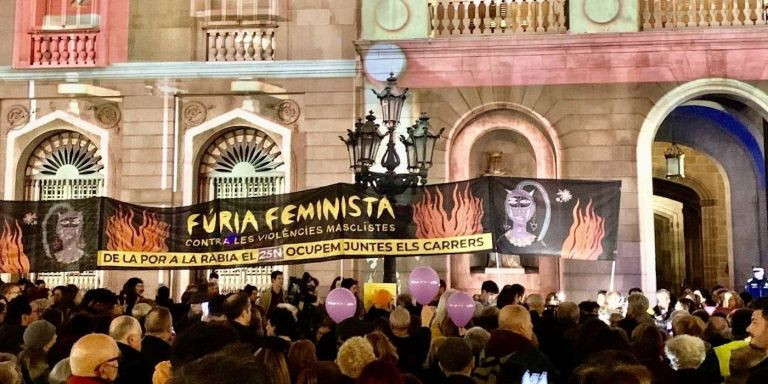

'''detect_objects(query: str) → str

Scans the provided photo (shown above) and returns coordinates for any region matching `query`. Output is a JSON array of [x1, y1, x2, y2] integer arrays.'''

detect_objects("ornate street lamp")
[[664, 116, 685, 179], [664, 143, 685, 179], [340, 74, 444, 282]]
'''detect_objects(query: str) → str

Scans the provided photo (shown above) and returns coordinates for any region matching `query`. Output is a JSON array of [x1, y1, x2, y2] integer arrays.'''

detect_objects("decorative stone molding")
[[93, 103, 121, 128], [182, 101, 208, 127], [6, 105, 30, 128], [275, 99, 300, 124]]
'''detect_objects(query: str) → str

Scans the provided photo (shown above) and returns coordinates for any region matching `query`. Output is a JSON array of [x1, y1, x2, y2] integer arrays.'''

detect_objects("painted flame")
[[0, 220, 30, 273], [106, 207, 170, 252], [561, 199, 605, 260], [413, 184, 484, 238]]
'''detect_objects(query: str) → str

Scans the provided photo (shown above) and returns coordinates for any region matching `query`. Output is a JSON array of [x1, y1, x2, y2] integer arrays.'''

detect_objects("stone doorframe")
[[637, 78, 768, 293], [445, 103, 562, 290]]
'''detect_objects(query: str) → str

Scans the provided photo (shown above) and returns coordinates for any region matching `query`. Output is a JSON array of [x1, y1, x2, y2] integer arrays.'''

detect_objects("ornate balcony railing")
[[205, 27, 276, 61], [29, 30, 99, 67], [641, 0, 768, 29], [429, 0, 568, 36]]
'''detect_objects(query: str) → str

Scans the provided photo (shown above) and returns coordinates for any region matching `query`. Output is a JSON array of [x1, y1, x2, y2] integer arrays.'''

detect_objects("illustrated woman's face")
[[505, 190, 535, 223], [56, 212, 83, 244]]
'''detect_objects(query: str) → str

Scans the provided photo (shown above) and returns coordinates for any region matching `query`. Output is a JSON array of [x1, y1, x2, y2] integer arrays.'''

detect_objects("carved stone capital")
[[6, 105, 30, 128], [183, 101, 208, 127]]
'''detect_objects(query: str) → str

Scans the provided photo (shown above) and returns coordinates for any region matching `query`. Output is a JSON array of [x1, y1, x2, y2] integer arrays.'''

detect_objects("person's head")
[[665, 334, 706, 370], [22, 319, 57, 352], [170, 322, 239, 367], [628, 287, 643, 296], [730, 308, 753, 340], [131, 302, 152, 323], [396, 293, 413, 308], [626, 293, 650, 319], [672, 314, 706, 337], [596, 290, 607, 306], [463, 327, 490, 357], [208, 271, 219, 283], [606, 290, 622, 308], [557, 301, 580, 324], [156, 286, 171, 301], [271, 270, 284, 291], [631, 323, 664, 358], [656, 289, 671, 308], [509, 284, 525, 303], [427, 336, 447, 365], [754, 267, 765, 280], [389, 306, 411, 334], [51, 286, 68, 305], [704, 316, 729, 342], [109, 315, 143, 351], [340, 278, 358, 294], [287, 339, 317, 375], [255, 346, 290, 384], [747, 297, 768, 349], [365, 331, 399, 364], [173, 352, 268, 384], [524, 294, 545, 314], [0, 360, 20, 384], [437, 337, 474, 376], [498, 304, 534, 341], [122, 277, 144, 298], [206, 282, 219, 297], [70, 334, 121, 382], [371, 289, 393, 310], [7, 296, 37, 326], [480, 280, 499, 304], [145, 307, 173, 341], [336, 336, 376, 379], [1, 284, 21, 301], [243, 285, 258, 302], [267, 306, 296, 338], [357, 360, 404, 384], [675, 298, 694, 312], [224, 292, 251, 325], [48, 357, 71, 384]]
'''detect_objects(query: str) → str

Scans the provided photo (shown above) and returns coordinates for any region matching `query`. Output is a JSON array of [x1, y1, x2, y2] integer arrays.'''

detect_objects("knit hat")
[[23, 320, 56, 350]]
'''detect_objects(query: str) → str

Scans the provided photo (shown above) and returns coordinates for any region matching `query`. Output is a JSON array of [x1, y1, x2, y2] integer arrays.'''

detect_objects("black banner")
[[0, 177, 620, 272]]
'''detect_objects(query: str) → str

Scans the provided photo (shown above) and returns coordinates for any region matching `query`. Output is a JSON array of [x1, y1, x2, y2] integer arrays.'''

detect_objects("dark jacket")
[[229, 320, 262, 349], [445, 374, 477, 384], [0, 323, 25, 354], [67, 377, 113, 384], [474, 329, 561, 384], [114, 342, 152, 384], [747, 356, 768, 384], [141, 335, 171, 371], [389, 328, 431, 375]]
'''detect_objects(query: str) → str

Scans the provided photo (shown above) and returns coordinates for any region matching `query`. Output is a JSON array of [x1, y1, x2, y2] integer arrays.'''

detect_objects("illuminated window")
[[24, 131, 103, 289], [39, 0, 100, 30], [198, 127, 286, 292]]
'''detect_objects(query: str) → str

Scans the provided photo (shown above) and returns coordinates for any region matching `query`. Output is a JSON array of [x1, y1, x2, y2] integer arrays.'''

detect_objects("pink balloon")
[[409, 266, 440, 305], [447, 292, 475, 328], [325, 288, 357, 323]]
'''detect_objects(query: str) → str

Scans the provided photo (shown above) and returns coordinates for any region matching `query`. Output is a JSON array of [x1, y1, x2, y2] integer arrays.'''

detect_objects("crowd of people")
[[0, 271, 766, 384]]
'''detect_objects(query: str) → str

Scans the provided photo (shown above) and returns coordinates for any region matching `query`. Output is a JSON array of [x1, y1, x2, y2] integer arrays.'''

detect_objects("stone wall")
[[0, 0, 14, 67], [652, 142, 731, 288]]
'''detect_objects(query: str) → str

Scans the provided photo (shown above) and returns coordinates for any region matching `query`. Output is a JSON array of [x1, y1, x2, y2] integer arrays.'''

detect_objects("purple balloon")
[[447, 292, 475, 328], [409, 266, 440, 305], [325, 288, 357, 323]]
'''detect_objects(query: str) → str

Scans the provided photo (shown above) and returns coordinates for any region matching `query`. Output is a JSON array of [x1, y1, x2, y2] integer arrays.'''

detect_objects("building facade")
[[1, 0, 767, 302]]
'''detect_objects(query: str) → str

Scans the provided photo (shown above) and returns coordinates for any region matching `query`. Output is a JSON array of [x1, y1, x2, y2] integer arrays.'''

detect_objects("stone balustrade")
[[429, 0, 568, 35], [29, 31, 99, 67], [205, 27, 276, 61], [641, 0, 767, 29]]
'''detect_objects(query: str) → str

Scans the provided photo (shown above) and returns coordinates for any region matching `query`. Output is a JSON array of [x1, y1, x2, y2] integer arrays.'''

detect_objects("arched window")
[[24, 131, 103, 288], [198, 127, 286, 292]]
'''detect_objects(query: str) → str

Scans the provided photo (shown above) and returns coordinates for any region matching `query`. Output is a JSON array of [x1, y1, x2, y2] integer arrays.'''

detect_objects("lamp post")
[[340, 74, 444, 283]]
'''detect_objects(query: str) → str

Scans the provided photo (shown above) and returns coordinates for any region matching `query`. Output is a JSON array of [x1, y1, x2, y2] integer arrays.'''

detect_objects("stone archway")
[[638, 78, 768, 292], [446, 103, 561, 291]]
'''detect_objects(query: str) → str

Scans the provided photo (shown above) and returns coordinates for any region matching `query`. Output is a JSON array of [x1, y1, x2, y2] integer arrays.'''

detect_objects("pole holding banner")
[[609, 260, 616, 291]]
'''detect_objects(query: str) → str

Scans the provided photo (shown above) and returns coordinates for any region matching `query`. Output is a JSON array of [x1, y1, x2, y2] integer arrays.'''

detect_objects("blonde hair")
[[336, 336, 376, 379], [665, 335, 706, 370], [365, 331, 399, 365]]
